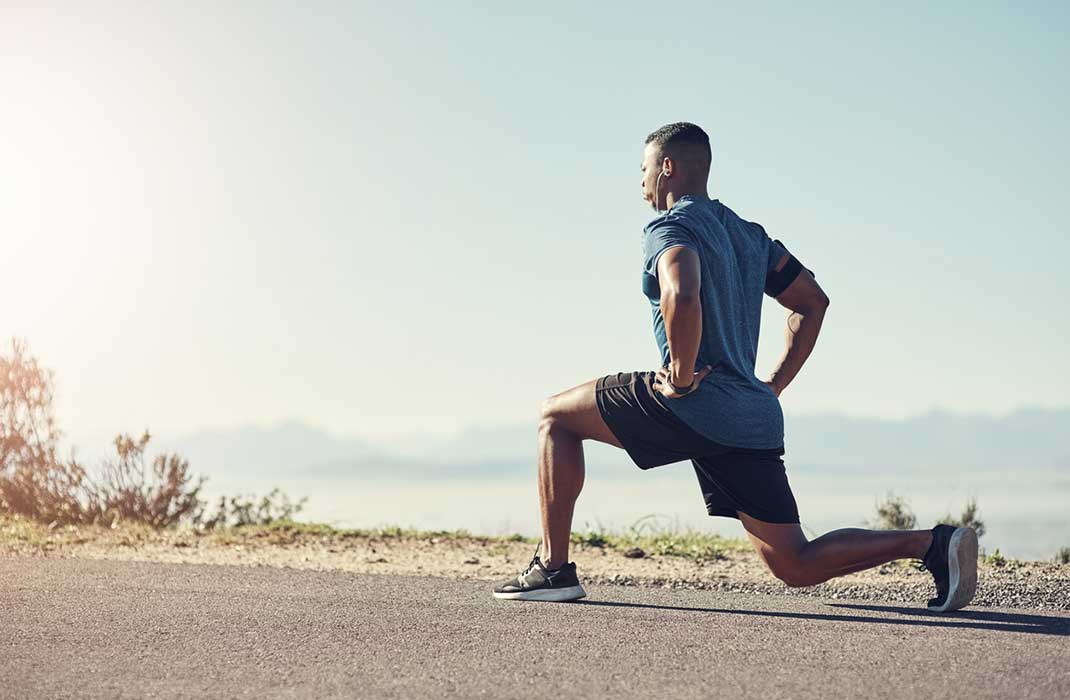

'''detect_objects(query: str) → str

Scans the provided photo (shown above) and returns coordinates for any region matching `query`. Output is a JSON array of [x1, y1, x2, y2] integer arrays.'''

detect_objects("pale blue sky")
[[2, 1, 1067, 443]]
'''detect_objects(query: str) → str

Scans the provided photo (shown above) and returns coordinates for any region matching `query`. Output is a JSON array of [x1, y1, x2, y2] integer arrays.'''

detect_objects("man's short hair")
[[645, 122, 712, 162]]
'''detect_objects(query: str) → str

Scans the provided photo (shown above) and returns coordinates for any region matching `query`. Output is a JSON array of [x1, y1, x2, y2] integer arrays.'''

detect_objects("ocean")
[[203, 462, 1068, 561]]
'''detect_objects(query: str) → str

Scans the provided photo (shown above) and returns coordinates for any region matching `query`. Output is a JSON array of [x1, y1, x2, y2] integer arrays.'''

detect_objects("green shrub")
[[937, 497, 986, 539], [1055, 546, 1070, 565], [195, 488, 308, 529], [985, 548, 1007, 566], [867, 492, 917, 530]]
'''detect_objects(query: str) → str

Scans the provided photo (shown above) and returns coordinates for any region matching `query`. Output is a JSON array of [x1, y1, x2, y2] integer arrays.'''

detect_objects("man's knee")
[[539, 396, 555, 420], [740, 515, 815, 587], [762, 550, 815, 588], [536, 381, 621, 448], [539, 397, 569, 436]]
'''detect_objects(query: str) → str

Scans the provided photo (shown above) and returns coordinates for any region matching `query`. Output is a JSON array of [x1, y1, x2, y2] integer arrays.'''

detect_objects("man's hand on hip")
[[653, 364, 713, 399]]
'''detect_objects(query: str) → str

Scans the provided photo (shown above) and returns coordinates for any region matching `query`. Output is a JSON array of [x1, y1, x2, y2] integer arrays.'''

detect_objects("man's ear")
[[660, 156, 673, 176]]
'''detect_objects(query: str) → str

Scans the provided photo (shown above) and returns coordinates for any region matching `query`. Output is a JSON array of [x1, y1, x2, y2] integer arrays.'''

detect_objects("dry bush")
[[94, 431, 205, 528], [0, 338, 97, 523], [1, 338, 307, 529], [0, 338, 204, 528]]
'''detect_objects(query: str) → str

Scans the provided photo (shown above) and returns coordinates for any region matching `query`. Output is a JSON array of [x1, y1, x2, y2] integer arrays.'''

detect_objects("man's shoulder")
[[643, 210, 686, 237], [642, 212, 698, 262], [642, 198, 709, 236]]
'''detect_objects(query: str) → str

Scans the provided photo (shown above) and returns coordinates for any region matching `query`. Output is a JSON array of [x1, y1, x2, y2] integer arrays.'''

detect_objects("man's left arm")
[[657, 245, 703, 388]]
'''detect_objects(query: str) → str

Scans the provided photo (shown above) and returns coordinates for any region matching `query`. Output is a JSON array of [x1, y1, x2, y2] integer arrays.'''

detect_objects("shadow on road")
[[827, 602, 1070, 637], [572, 599, 1070, 637]]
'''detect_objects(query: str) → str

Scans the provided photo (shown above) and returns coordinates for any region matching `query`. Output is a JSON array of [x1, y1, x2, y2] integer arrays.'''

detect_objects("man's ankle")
[[918, 529, 935, 560]]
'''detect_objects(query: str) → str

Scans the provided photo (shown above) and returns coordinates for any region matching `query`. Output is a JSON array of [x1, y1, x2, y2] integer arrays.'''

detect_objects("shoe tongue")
[[536, 556, 567, 575], [526, 557, 542, 574]]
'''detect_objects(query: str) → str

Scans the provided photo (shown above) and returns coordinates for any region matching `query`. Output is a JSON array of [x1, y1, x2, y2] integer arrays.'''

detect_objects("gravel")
[[3, 520, 1068, 611]]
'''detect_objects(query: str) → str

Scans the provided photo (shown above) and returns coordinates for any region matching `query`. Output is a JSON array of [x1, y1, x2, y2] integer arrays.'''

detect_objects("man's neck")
[[665, 188, 710, 210]]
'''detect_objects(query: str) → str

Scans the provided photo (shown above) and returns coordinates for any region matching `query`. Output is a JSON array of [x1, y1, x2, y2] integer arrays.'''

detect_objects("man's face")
[[640, 142, 668, 212]]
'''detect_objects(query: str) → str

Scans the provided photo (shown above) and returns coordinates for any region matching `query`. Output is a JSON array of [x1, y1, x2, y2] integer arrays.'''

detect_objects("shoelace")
[[913, 558, 948, 597], [519, 542, 543, 579]]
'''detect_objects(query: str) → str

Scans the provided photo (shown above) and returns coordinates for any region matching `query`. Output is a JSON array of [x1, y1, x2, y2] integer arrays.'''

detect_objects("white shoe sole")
[[928, 527, 978, 612], [492, 584, 587, 602]]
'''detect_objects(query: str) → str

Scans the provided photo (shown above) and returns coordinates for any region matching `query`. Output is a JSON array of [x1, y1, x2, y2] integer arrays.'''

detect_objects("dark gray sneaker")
[[917, 524, 978, 612], [492, 544, 587, 602]]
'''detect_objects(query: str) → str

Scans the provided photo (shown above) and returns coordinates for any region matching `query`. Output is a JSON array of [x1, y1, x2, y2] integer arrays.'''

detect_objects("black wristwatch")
[[669, 377, 697, 395]]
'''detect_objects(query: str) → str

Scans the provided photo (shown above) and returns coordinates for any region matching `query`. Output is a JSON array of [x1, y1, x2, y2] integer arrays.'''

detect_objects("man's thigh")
[[542, 376, 624, 449]]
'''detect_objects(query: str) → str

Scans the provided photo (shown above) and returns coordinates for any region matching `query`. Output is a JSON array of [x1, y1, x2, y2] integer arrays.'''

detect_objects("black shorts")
[[595, 370, 800, 525]]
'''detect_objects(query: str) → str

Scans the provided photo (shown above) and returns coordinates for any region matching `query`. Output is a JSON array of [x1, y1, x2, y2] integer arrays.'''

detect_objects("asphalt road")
[[2, 558, 1068, 699]]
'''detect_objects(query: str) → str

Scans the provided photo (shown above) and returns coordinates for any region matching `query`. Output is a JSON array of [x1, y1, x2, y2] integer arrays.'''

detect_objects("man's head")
[[641, 122, 712, 212]]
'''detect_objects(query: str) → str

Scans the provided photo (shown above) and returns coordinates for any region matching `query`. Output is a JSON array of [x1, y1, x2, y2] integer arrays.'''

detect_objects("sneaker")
[[492, 543, 587, 602], [916, 524, 978, 612]]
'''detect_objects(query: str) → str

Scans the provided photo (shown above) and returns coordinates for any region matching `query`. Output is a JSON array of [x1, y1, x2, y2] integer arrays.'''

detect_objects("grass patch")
[[0, 514, 540, 550], [571, 514, 749, 562], [0, 512, 743, 562]]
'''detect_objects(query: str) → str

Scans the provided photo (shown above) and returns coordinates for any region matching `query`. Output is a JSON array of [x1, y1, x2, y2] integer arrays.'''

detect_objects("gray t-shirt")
[[641, 195, 792, 449]]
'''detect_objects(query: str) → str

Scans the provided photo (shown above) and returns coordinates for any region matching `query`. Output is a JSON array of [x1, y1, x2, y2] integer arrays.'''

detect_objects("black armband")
[[765, 253, 804, 296]]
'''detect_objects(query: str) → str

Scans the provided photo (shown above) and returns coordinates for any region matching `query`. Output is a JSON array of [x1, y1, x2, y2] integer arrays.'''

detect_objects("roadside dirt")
[[3, 520, 1067, 610]]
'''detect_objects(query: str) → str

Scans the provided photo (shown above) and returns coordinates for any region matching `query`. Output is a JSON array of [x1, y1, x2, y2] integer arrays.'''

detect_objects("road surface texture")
[[2, 557, 1067, 699]]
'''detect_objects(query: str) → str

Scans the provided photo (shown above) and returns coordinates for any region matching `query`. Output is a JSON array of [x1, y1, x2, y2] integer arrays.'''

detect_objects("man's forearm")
[[662, 291, 702, 385], [769, 305, 827, 395]]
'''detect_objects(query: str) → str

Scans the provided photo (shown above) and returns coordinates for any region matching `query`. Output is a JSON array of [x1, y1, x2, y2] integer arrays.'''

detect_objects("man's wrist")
[[667, 363, 693, 387], [670, 380, 696, 395], [669, 368, 694, 390]]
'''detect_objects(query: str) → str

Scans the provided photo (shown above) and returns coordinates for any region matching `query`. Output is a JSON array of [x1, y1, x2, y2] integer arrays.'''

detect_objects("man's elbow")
[[796, 291, 830, 315]]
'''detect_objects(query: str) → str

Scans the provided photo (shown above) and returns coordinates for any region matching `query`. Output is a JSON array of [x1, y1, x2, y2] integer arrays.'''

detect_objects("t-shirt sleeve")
[[757, 227, 791, 276], [644, 223, 699, 282], [766, 236, 792, 276]]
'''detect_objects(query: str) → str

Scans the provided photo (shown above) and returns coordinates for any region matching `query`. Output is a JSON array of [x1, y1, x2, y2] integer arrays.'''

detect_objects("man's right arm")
[[765, 252, 830, 397]]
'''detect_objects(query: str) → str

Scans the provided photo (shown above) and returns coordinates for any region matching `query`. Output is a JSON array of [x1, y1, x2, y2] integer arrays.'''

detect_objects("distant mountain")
[[784, 407, 1070, 471], [150, 421, 393, 477], [385, 423, 535, 464], [152, 421, 534, 480], [376, 407, 1070, 474], [66, 407, 1069, 480]]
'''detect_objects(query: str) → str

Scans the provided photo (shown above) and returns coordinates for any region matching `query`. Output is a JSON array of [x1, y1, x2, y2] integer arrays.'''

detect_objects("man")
[[492, 122, 978, 613]]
